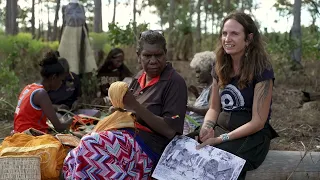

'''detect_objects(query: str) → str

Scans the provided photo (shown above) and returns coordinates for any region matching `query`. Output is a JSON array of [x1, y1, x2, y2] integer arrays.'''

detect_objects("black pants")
[[187, 128, 271, 180], [187, 110, 278, 180]]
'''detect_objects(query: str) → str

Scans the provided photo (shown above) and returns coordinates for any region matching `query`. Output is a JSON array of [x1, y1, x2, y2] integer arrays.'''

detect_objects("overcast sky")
[[5, 0, 320, 33]]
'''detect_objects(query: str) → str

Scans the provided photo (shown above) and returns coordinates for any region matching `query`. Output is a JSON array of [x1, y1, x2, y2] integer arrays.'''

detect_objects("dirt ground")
[[1, 60, 320, 152]]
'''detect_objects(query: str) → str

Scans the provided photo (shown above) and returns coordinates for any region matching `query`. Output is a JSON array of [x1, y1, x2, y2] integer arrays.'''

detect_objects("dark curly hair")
[[39, 51, 65, 78]]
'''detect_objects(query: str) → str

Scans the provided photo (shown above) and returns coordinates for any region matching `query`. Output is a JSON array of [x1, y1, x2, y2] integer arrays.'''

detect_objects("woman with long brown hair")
[[191, 11, 279, 179]]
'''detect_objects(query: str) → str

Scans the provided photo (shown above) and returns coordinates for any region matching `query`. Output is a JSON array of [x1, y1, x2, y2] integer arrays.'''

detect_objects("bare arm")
[[203, 78, 221, 128], [125, 79, 187, 139], [132, 105, 176, 138], [33, 90, 73, 132], [228, 79, 273, 140]]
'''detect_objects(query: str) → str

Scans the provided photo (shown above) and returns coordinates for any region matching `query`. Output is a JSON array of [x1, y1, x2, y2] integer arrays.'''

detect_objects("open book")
[[152, 136, 246, 180]]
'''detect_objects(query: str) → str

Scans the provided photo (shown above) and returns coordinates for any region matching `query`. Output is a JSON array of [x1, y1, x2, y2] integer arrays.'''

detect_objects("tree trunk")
[[189, 0, 194, 57], [238, 0, 245, 12], [224, 0, 231, 12], [133, 0, 137, 42], [112, 0, 117, 24], [47, 0, 51, 41], [241, 0, 245, 12], [52, 0, 60, 41], [196, 0, 202, 52], [47, 22, 51, 41], [5, 0, 9, 34], [189, 0, 195, 20], [167, 0, 175, 61], [94, 0, 102, 33], [5, 0, 18, 35], [37, 0, 43, 40], [290, 0, 302, 67], [37, 20, 41, 40], [204, 1, 208, 36], [211, 11, 215, 48], [159, 12, 164, 29], [31, 0, 36, 38]]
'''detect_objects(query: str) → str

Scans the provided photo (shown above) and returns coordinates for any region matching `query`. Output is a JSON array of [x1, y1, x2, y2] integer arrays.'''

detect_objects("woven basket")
[[0, 156, 41, 180], [55, 134, 81, 147]]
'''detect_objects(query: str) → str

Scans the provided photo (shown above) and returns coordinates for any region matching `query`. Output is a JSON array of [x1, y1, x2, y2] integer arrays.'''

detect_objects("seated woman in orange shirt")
[[13, 51, 73, 133]]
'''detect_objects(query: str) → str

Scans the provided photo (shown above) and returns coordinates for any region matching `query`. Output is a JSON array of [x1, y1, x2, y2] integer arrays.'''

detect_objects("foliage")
[[265, 26, 320, 83], [89, 32, 109, 51], [274, 0, 320, 18], [46, 41, 59, 50], [273, 0, 292, 17], [266, 26, 320, 62], [80, 71, 99, 103], [0, 6, 4, 27], [0, 57, 20, 120], [0, 33, 58, 84], [103, 43, 114, 54], [300, 26, 320, 61], [89, 22, 148, 52], [80, 0, 94, 13], [107, 22, 148, 47], [0, 33, 60, 120], [0, 58, 20, 105]]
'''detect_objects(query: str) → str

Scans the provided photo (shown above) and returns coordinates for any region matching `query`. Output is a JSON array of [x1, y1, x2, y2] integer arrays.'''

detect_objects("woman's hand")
[[196, 137, 222, 150], [123, 91, 139, 110], [199, 126, 214, 142]]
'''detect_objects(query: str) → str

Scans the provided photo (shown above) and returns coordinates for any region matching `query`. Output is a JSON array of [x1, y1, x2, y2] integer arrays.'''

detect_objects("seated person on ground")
[[13, 51, 73, 133], [184, 51, 215, 134], [97, 48, 133, 97], [188, 11, 279, 180], [48, 55, 82, 111], [63, 30, 188, 179]]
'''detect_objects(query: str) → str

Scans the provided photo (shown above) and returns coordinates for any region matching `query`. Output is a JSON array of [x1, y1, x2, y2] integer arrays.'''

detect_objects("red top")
[[14, 83, 48, 133], [137, 72, 160, 90]]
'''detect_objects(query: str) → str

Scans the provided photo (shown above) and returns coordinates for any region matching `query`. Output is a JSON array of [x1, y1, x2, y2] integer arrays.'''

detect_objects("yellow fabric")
[[0, 133, 68, 180], [93, 81, 135, 132], [108, 81, 128, 108]]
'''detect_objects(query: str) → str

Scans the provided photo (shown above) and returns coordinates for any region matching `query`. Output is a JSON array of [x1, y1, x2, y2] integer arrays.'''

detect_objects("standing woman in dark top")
[[97, 48, 133, 97], [190, 11, 279, 179]]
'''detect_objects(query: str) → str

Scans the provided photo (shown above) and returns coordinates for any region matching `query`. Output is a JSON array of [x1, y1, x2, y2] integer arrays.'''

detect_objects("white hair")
[[190, 51, 216, 72]]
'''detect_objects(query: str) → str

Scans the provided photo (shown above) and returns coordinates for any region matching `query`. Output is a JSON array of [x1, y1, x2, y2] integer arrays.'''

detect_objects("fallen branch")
[[286, 141, 307, 180], [286, 137, 316, 180]]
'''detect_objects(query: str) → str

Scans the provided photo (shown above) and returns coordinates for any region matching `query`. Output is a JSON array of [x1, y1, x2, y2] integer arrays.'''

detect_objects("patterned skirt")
[[63, 130, 153, 180]]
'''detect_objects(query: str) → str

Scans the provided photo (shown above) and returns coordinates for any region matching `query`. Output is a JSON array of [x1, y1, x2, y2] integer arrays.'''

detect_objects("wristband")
[[220, 133, 230, 142]]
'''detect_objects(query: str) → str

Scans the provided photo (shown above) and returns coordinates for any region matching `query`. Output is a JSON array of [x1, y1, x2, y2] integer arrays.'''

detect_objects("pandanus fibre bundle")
[[93, 81, 136, 132]]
